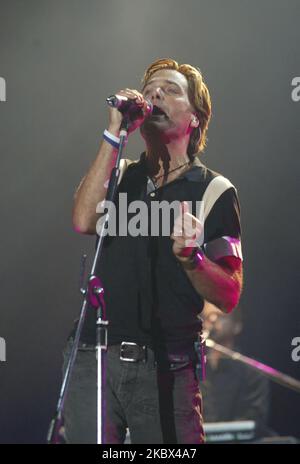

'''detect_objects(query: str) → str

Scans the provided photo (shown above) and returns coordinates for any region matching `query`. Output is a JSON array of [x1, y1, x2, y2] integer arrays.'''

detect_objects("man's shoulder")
[[188, 158, 237, 193], [123, 153, 146, 173]]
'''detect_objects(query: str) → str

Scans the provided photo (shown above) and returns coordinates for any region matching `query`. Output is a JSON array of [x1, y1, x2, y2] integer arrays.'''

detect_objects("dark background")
[[0, 0, 299, 443]]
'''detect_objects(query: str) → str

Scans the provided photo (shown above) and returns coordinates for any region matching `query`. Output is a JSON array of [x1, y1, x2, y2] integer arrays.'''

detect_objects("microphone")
[[106, 94, 153, 118]]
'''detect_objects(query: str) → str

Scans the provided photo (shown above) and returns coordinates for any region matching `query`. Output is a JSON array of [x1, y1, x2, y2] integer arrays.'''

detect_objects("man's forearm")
[[179, 253, 241, 313], [72, 125, 120, 234]]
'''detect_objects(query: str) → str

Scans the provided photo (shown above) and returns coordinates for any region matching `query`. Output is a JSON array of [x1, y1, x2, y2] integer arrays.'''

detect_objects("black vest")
[[79, 152, 221, 353]]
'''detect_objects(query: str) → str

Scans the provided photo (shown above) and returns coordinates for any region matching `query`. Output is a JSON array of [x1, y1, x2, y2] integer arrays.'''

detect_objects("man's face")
[[141, 69, 197, 141]]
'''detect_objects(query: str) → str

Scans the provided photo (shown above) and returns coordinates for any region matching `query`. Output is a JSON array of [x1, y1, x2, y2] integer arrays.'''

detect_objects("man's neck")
[[145, 134, 191, 177]]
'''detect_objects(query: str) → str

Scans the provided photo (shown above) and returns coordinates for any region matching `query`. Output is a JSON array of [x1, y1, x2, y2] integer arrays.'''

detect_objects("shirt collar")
[[177, 155, 206, 182]]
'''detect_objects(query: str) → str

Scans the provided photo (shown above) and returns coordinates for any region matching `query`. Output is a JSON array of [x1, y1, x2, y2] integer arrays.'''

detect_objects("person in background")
[[201, 303, 271, 438]]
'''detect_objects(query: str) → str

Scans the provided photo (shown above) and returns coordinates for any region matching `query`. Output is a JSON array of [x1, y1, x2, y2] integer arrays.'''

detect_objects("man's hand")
[[108, 88, 150, 135], [170, 201, 203, 258], [171, 201, 243, 312]]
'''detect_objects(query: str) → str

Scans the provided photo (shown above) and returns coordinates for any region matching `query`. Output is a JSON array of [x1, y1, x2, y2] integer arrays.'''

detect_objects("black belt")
[[120, 342, 147, 362], [74, 338, 206, 379], [109, 342, 193, 370]]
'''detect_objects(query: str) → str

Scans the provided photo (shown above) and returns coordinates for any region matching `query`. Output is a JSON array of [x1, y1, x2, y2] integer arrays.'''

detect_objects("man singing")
[[64, 58, 243, 444]]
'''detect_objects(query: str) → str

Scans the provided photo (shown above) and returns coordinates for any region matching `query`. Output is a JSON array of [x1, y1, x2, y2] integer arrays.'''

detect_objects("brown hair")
[[141, 58, 212, 158]]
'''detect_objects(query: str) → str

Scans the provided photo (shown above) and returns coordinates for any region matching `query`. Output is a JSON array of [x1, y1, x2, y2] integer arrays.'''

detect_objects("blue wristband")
[[103, 129, 120, 149]]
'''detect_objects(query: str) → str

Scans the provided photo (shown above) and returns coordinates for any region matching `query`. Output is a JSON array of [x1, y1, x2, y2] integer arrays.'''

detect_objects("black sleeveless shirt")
[[75, 152, 241, 354]]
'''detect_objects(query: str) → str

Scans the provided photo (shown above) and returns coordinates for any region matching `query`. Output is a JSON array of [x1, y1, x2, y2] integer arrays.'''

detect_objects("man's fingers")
[[172, 202, 203, 246], [172, 227, 197, 239], [181, 201, 190, 214], [174, 213, 197, 235]]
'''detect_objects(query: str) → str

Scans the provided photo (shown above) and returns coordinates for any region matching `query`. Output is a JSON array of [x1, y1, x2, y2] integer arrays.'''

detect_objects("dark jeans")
[[62, 340, 205, 444]]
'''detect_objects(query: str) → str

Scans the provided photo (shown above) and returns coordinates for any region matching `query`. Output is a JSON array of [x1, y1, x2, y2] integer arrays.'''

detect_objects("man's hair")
[[141, 58, 212, 158]]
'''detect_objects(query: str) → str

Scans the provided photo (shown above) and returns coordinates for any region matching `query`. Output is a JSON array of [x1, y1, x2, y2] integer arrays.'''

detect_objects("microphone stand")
[[47, 115, 130, 444], [206, 338, 300, 393]]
